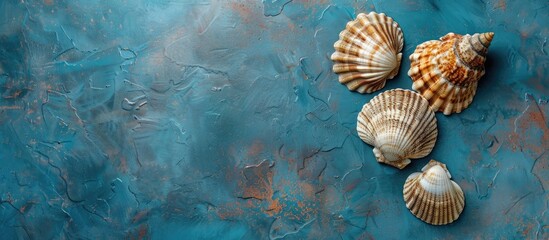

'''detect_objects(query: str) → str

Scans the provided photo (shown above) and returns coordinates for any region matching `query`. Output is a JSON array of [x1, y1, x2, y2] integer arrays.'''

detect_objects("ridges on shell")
[[403, 160, 465, 225], [356, 89, 438, 169], [331, 12, 404, 93], [408, 32, 494, 115]]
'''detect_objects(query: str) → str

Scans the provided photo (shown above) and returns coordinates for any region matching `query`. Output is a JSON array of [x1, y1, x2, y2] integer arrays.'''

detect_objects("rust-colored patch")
[[266, 198, 283, 216], [527, 74, 549, 95], [511, 98, 549, 156], [488, 140, 502, 156], [299, 182, 316, 198], [132, 210, 149, 223], [494, 0, 507, 11], [511, 97, 549, 190], [343, 178, 360, 192], [0, 105, 23, 110], [3, 89, 23, 99], [229, 2, 255, 24], [19, 203, 33, 214], [287, 21, 296, 32], [366, 200, 381, 217], [520, 30, 530, 39], [240, 161, 274, 200], [458, 178, 475, 192], [258, 22, 266, 29], [118, 156, 128, 173], [216, 202, 245, 220], [286, 157, 296, 165], [137, 224, 148, 240], [127, 224, 149, 240], [247, 140, 264, 157], [522, 223, 533, 237], [468, 146, 482, 167]]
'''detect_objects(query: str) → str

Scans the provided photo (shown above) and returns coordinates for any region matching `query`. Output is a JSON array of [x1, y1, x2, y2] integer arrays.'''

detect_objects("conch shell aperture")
[[408, 32, 494, 115]]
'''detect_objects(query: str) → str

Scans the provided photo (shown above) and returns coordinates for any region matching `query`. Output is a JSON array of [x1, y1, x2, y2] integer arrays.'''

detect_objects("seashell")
[[403, 160, 465, 225], [408, 32, 495, 115], [331, 12, 404, 93], [356, 89, 438, 169]]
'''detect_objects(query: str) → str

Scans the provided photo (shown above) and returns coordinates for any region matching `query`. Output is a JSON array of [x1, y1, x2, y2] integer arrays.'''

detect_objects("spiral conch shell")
[[357, 89, 438, 169], [403, 160, 465, 225], [408, 32, 494, 115], [331, 12, 404, 93]]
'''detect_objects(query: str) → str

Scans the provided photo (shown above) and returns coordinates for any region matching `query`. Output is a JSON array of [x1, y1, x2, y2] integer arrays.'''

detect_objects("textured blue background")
[[0, 0, 548, 239]]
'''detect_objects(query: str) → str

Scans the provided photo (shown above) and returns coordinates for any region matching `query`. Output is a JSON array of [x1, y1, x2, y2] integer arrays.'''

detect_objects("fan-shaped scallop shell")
[[331, 12, 404, 93], [356, 89, 438, 169], [408, 32, 494, 115], [403, 160, 465, 225]]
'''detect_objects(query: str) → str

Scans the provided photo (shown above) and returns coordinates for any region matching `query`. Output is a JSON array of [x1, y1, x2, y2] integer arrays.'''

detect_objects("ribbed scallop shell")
[[356, 89, 438, 169], [331, 12, 404, 93], [403, 160, 465, 225], [408, 32, 494, 115]]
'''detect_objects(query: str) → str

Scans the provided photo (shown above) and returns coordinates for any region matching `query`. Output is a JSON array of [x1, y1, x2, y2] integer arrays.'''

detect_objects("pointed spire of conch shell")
[[479, 32, 495, 47], [408, 32, 494, 115]]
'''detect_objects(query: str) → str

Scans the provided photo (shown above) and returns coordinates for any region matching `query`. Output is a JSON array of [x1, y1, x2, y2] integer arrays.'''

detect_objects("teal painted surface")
[[0, 0, 547, 239]]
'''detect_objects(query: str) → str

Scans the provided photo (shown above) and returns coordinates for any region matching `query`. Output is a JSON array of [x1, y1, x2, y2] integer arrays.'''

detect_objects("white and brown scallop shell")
[[356, 89, 438, 169], [331, 12, 404, 93], [403, 160, 465, 225], [408, 32, 494, 115]]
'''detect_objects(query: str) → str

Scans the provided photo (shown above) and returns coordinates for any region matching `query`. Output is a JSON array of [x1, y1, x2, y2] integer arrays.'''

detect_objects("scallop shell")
[[408, 32, 494, 115], [403, 160, 465, 225], [331, 12, 404, 93], [357, 89, 438, 169]]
